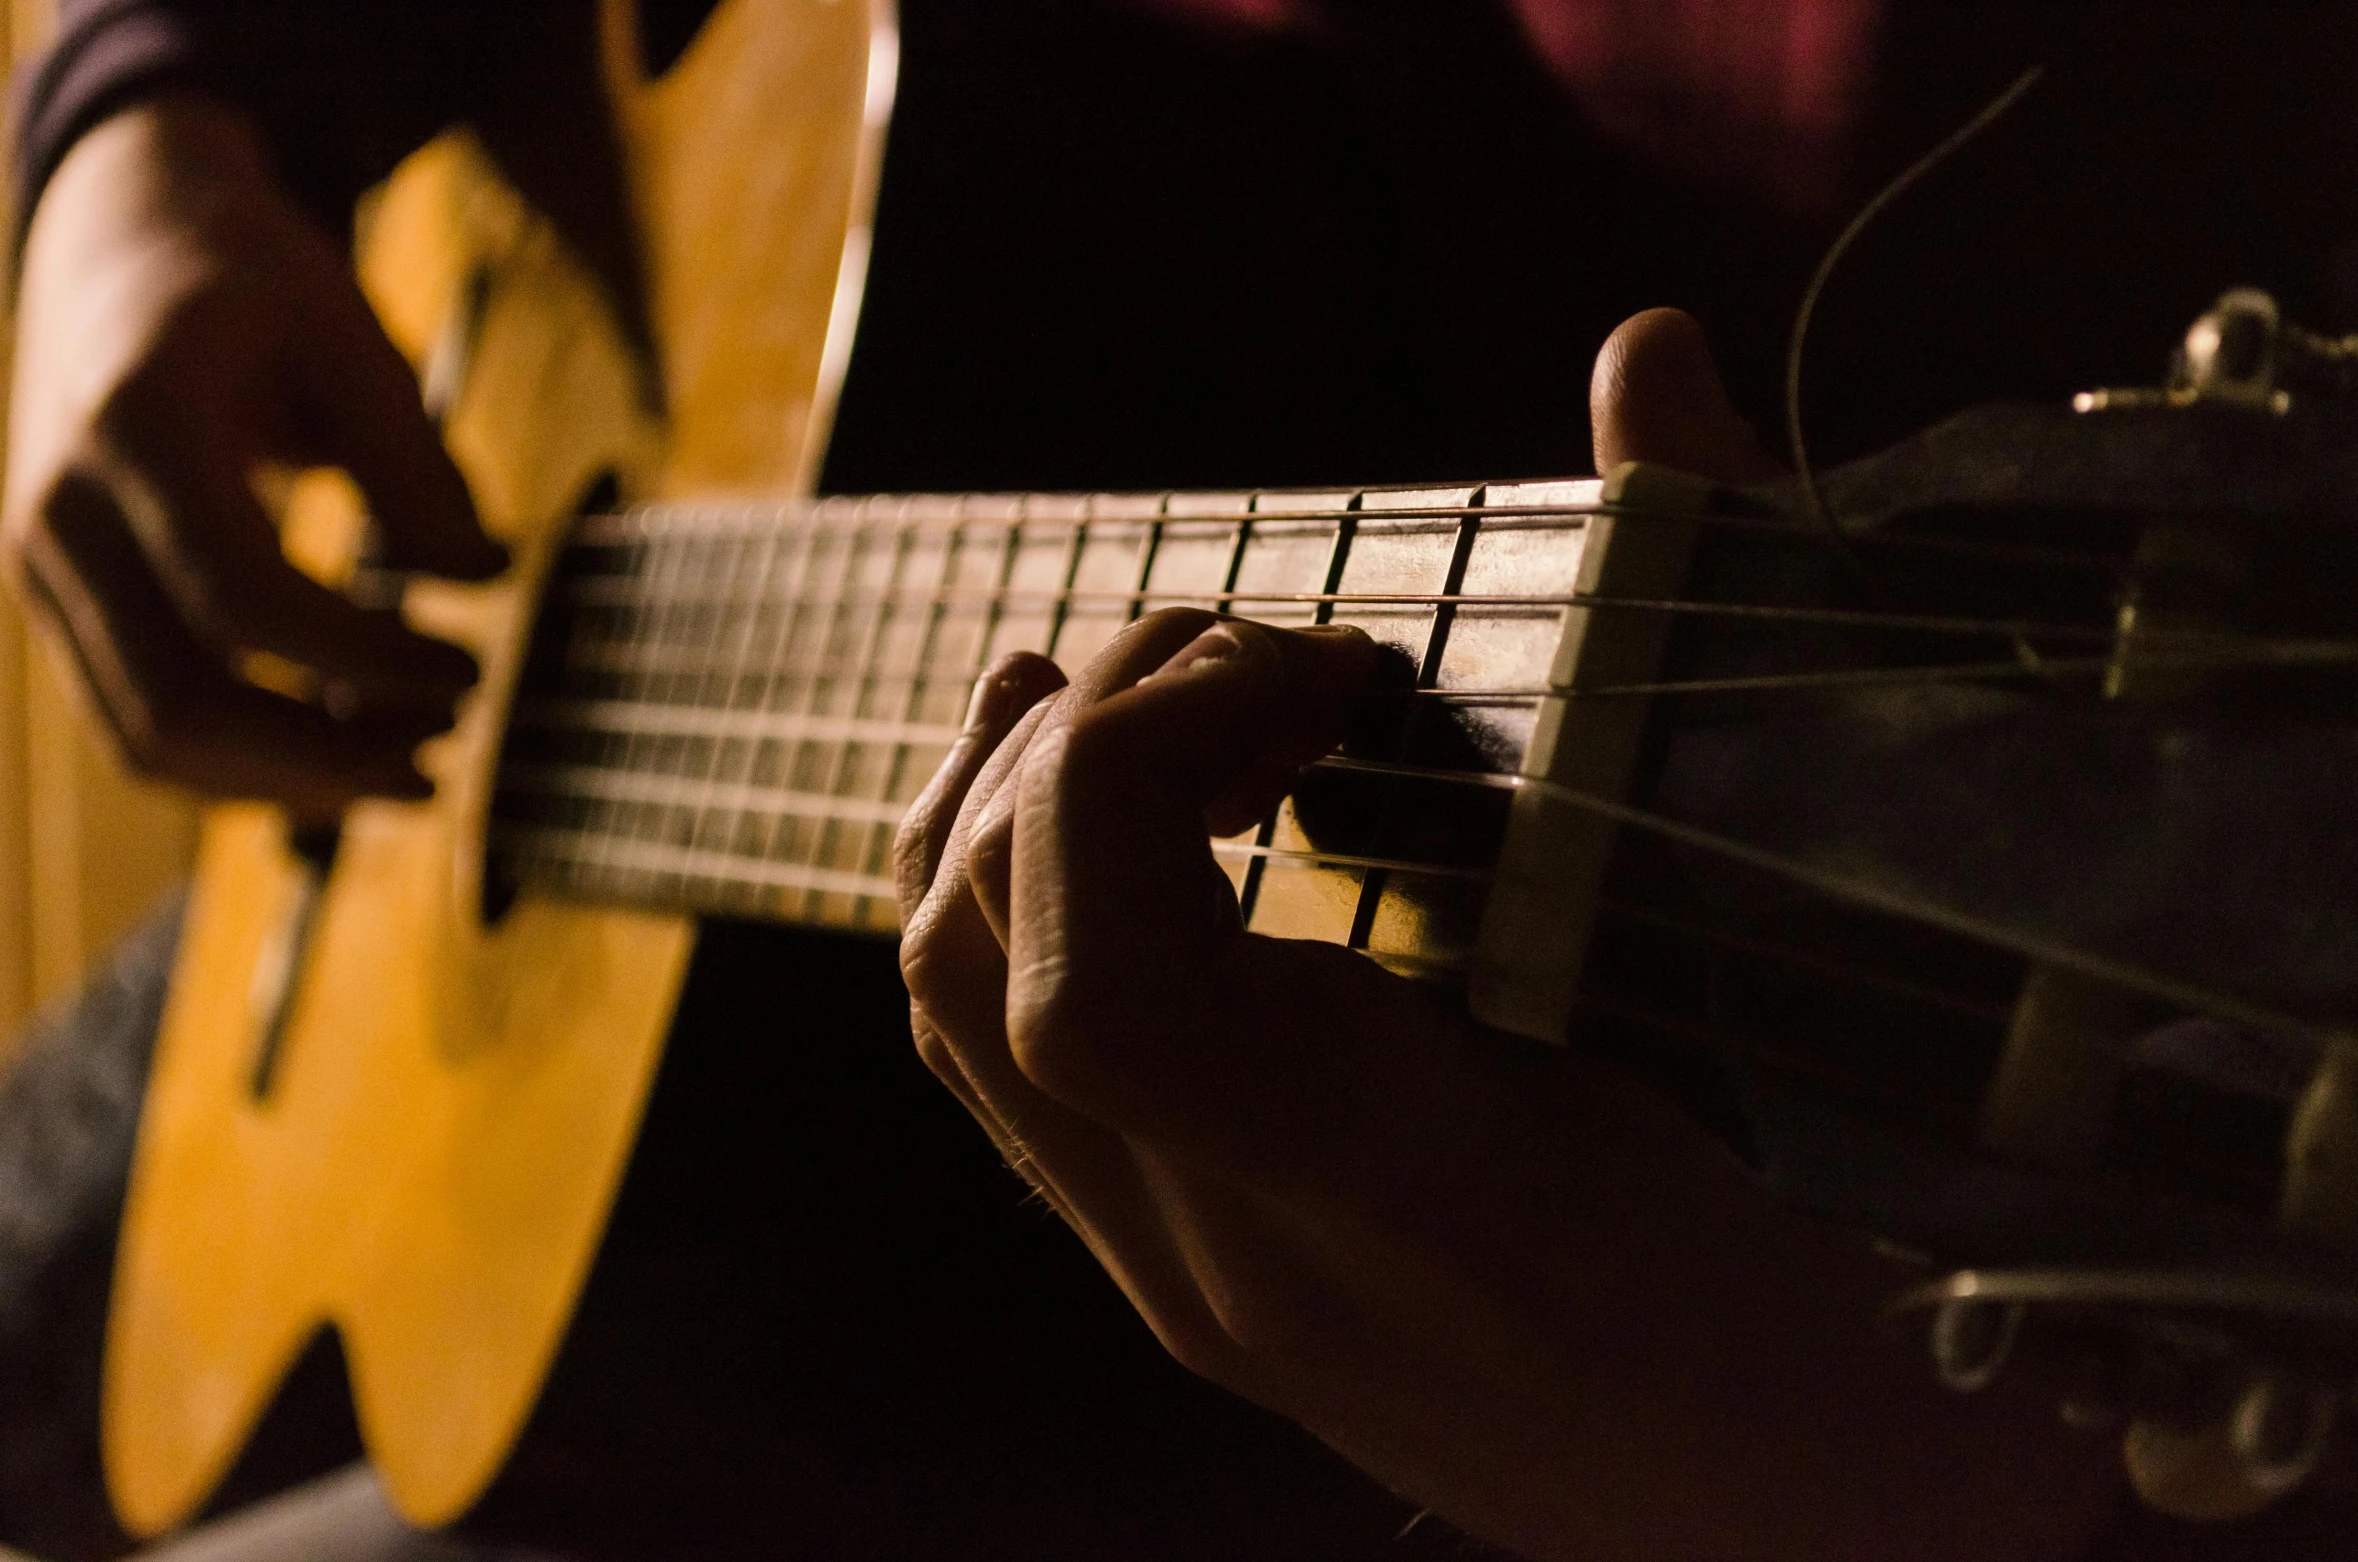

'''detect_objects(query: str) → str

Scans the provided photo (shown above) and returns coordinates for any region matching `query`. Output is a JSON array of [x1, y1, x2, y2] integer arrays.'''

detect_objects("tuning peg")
[[2228, 1375, 2337, 1500], [1929, 1297, 2024, 1393]]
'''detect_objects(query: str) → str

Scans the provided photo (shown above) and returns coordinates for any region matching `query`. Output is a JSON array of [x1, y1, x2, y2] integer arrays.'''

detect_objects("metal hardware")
[[1469, 463, 1708, 1043]]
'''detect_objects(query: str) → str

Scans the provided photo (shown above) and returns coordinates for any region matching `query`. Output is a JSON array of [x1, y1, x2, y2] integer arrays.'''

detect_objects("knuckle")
[[896, 919, 965, 1013], [34, 467, 118, 557], [1131, 605, 1216, 637], [890, 798, 942, 891], [1198, 1275, 1323, 1374], [910, 1023, 963, 1087], [1154, 1311, 1250, 1388], [1006, 992, 1122, 1112]]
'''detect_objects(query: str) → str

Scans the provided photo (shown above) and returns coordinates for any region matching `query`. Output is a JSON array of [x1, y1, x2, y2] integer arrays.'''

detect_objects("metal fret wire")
[[498, 485, 2336, 1054], [497, 482, 2157, 980], [1236, 493, 1357, 926], [578, 505, 699, 899], [854, 515, 965, 923], [1352, 486, 1480, 951], [566, 496, 2124, 573], [800, 522, 900, 922], [704, 515, 821, 910], [554, 577, 2136, 649], [780, 517, 884, 918], [684, 511, 784, 911], [742, 520, 837, 899], [510, 483, 1956, 904], [507, 487, 1553, 935]]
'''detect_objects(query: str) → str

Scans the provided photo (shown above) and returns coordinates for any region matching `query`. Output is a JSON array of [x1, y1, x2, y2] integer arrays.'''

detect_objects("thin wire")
[[572, 499, 2128, 571], [1595, 898, 2013, 1024], [1507, 770, 2328, 1045], [1784, 64, 2048, 596], [557, 578, 2139, 647]]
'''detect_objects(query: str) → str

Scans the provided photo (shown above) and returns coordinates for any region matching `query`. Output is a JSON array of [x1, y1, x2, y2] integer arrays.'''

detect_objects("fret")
[[1229, 490, 1360, 918], [875, 511, 962, 809], [1442, 481, 1601, 762], [715, 518, 823, 890], [986, 497, 1086, 663], [1246, 487, 1475, 949], [1045, 496, 1159, 665], [698, 520, 807, 907], [497, 824, 899, 907], [1353, 487, 1484, 954], [496, 482, 1600, 961], [682, 510, 787, 911], [778, 511, 891, 915], [809, 507, 921, 926], [666, 526, 748, 852], [921, 501, 1018, 708], [515, 698, 963, 750], [764, 518, 864, 887], [1144, 492, 1250, 611], [1037, 497, 1091, 660], [500, 763, 906, 825], [1210, 841, 1494, 881], [593, 517, 701, 876], [656, 518, 752, 885], [559, 577, 1654, 615], [857, 504, 967, 931]]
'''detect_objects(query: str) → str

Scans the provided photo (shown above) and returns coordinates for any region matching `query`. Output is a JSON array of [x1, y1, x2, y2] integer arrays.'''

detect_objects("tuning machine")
[[1898, 1268, 2358, 1519]]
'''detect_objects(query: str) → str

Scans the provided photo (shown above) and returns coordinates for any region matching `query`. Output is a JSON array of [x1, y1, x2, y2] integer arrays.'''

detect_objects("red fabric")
[[1148, 0, 1883, 212], [1507, 0, 1882, 209]]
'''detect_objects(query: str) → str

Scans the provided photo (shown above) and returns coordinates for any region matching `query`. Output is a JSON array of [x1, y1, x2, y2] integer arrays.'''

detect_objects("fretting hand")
[[897, 310, 2119, 1562], [4, 96, 506, 815]]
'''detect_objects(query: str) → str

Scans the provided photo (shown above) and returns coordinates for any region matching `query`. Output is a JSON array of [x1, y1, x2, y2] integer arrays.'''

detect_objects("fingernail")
[[963, 669, 1020, 733]]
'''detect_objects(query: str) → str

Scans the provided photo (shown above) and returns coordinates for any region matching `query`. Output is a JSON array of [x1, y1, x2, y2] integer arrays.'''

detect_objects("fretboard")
[[487, 479, 1604, 976]]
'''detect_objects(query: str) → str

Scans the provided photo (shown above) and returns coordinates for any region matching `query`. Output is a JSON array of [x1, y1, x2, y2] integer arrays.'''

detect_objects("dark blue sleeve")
[[10, 1, 598, 244]]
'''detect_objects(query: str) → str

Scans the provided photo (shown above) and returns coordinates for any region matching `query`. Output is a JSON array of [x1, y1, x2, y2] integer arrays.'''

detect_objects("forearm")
[[1522, 1058, 2119, 1559], [11, 0, 594, 245]]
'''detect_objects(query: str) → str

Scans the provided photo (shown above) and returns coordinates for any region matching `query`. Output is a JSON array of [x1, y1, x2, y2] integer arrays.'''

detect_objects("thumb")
[[287, 279, 509, 580], [1591, 308, 1784, 483]]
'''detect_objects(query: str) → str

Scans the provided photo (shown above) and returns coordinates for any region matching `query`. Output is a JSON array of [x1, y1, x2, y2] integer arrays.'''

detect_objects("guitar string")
[[506, 761, 2316, 1067], [499, 621, 2358, 830], [552, 581, 2140, 649], [1471, 769, 2332, 1047], [571, 498, 2130, 573], [805, 521, 918, 924], [707, 513, 824, 913], [501, 499, 2336, 1047], [1590, 897, 2015, 1026], [526, 629, 2358, 703], [497, 497, 2339, 1184], [684, 507, 780, 908], [500, 625, 2352, 873]]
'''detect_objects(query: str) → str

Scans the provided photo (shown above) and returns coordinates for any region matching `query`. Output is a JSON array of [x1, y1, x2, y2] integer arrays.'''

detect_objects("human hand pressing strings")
[[895, 310, 2118, 1561]]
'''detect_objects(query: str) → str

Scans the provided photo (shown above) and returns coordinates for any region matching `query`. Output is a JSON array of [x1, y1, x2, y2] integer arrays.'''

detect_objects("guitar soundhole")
[[481, 470, 622, 929], [249, 821, 341, 1101]]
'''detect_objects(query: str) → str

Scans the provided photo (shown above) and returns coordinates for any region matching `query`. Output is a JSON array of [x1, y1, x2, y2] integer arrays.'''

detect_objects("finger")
[[25, 468, 441, 809], [100, 393, 484, 698], [284, 273, 507, 580], [1590, 307, 1784, 483], [961, 609, 1357, 946], [892, 651, 1064, 920], [998, 616, 1374, 1115]]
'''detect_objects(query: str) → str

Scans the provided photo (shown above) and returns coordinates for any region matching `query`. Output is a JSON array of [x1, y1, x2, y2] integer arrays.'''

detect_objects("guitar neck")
[[487, 478, 1606, 975]]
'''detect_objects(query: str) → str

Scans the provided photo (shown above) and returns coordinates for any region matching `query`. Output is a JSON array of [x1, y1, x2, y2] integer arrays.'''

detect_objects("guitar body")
[[104, 0, 899, 1533]]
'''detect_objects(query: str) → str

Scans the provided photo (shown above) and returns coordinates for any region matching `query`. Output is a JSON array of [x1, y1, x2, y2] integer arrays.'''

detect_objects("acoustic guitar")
[[99, 0, 2358, 1538]]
